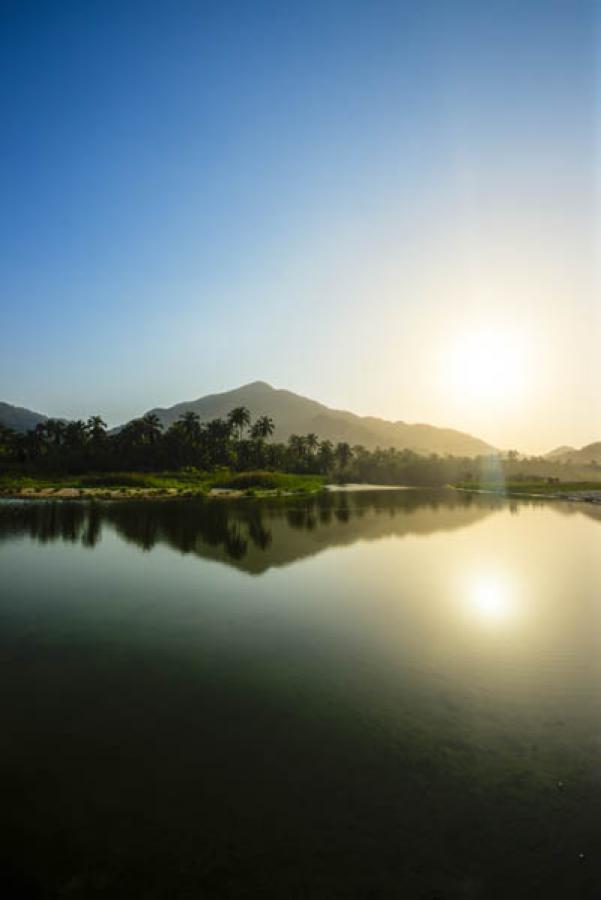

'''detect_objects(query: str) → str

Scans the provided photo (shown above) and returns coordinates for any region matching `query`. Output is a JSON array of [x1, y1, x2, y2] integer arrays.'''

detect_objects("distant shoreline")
[[1, 474, 600, 504], [454, 486, 601, 505]]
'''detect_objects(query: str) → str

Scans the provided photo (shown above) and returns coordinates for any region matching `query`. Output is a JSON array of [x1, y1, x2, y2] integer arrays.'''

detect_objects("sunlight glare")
[[467, 573, 514, 625], [441, 329, 530, 408]]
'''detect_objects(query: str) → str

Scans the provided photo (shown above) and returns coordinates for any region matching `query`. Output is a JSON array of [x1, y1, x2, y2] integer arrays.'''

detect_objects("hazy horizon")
[[2, 1, 599, 453], [2, 377, 598, 456]]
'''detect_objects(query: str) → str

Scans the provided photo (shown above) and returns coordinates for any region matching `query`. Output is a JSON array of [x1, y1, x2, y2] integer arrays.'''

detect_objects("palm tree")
[[0, 424, 16, 458], [141, 413, 163, 445], [204, 417, 233, 465], [246, 415, 273, 469], [288, 434, 307, 462], [86, 415, 107, 446], [64, 419, 87, 452], [334, 441, 353, 470], [317, 439, 334, 474], [118, 418, 146, 451], [305, 433, 319, 456], [178, 411, 202, 443], [44, 418, 66, 448], [227, 406, 251, 442], [351, 444, 369, 479], [250, 415, 275, 441], [29, 427, 45, 459]]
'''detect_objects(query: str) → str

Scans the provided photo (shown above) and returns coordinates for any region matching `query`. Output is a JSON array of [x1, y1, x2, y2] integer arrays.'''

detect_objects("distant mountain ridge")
[[3, 385, 600, 460], [544, 445, 577, 459], [0, 401, 47, 433], [143, 381, 496, 457], [544, 442, 601, 465], [3, 386, 598, 461]]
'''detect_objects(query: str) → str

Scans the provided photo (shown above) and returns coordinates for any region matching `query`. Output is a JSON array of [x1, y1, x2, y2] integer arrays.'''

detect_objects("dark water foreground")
[[1, 491, 600, 899]]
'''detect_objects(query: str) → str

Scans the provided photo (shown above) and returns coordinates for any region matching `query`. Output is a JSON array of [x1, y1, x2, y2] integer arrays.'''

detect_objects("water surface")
[[1, 491, 600, 898]]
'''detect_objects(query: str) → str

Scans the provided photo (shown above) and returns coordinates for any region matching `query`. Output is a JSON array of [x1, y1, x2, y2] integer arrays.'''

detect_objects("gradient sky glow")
[[1, 0, 599, 452]]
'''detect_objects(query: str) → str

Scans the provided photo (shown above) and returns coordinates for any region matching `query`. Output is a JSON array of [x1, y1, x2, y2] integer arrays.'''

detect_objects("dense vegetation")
[[1, 406, 599, 489]]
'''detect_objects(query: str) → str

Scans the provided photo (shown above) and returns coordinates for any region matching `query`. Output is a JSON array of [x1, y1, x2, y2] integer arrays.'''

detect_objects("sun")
[[441, 328, 530, 408]]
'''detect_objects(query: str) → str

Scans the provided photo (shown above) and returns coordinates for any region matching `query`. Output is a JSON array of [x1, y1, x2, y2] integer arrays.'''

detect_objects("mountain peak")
[[544, 445, 576, 459], [0, 383, 503, 457], [543, 442, 601, 464], [238, 380, 274, 392], [141, 382, 496, 457]]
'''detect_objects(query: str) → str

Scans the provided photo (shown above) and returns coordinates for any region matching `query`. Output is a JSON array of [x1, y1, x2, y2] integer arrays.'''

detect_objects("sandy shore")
[[0, 487, 244, 501], [0, 482, 420, 502], [325, 483, 413, 492], [3, 484, 599, 504]]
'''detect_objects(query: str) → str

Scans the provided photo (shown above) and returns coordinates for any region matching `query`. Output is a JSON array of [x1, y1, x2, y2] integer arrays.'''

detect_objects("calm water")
[[1, 490, 600, 899]]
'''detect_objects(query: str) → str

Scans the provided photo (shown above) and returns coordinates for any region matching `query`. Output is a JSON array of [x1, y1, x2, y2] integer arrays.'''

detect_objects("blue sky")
[[1, 1, 599, 450]]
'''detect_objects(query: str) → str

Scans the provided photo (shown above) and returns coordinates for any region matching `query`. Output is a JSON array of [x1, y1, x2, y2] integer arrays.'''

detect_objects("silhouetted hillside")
[[546, 442, 601, 465], [0, 401, 47, 432], [544, 445, 577, 459], [143, 381, 495, 457]]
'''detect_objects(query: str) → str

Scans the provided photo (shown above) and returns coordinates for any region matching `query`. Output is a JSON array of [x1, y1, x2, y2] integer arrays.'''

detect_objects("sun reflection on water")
[[467, 573, 515, 625]]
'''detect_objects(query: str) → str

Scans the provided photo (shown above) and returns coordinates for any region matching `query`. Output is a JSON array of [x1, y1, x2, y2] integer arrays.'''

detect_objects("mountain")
[[545, 442, 601, 465], [0, 401, 47, 432], [143, 381, 495, 457], [544, 445, 577, 459]]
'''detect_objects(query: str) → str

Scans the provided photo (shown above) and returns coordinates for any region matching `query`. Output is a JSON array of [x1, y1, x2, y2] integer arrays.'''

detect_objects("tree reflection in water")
[[0, 491, 519, 574], [6, 489, 595, 573]]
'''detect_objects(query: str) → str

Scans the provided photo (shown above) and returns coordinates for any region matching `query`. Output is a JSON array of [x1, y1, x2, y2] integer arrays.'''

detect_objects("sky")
[[1, 0, 599, 453]]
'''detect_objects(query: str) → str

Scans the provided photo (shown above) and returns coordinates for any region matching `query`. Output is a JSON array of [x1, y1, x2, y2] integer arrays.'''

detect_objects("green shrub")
[[78, 473, 154, 488], [212, 471, 278, 490]]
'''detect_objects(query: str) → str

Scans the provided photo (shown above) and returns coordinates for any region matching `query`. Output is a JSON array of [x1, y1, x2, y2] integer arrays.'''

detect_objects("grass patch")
[[78, 473, 157, 488], [455, 480, 601, 495], [210, 470, 324, 492], [212, 471, 279, 490], [0, 470, 211, 494], [0, 469, 325, 498]]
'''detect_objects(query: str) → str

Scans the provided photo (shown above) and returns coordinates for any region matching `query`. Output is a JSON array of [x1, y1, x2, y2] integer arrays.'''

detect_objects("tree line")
[[0, 406, 358, 475], [0, 406, 597, 487]]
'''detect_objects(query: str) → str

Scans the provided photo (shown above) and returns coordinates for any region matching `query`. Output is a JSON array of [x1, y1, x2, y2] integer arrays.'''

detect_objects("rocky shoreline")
[[554, 490, 601, 504], [456, 487, 601, 504]]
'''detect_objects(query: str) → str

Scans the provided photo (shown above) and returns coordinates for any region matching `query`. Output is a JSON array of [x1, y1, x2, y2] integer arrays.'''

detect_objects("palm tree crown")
[[250, 415, 275, 441], [227, 406, 251, 441]]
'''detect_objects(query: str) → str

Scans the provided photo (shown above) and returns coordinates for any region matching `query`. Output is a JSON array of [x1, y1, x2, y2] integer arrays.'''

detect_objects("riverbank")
[[0, 470, 326, 501], [4, 471, 599, 504], [454, 481, 601, 504]]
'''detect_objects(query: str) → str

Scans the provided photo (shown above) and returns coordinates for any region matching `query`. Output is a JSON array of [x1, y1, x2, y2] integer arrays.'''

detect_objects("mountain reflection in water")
[[0, 489, 525, 573]]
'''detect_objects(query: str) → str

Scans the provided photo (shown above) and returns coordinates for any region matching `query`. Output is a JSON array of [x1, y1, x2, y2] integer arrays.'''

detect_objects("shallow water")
[[1, 490, 600, 898]]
